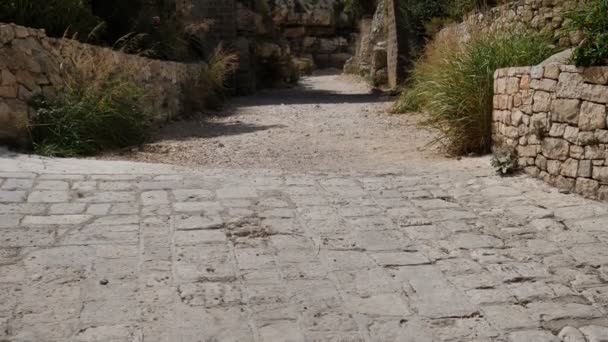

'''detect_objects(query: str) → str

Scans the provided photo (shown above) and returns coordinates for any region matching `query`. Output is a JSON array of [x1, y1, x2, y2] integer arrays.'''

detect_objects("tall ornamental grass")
[[29, 48, 152, 157], [395, 29, 555, 154]]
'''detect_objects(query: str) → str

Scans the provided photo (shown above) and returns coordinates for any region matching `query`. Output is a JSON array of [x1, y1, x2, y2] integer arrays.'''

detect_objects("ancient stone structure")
[[493, 65, 608, 200], [0, 23, 200, 146], [448, 0, 586, 47], [344, 0, 411, 88]]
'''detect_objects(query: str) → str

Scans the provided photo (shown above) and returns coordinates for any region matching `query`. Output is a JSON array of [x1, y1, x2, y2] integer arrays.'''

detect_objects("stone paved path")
[[2, 75, 608, 342], [2, 152, 608, 342]]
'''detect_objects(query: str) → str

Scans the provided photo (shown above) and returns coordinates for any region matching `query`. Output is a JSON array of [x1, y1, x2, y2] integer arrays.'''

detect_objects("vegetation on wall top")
[[566, 0, 608, 66]]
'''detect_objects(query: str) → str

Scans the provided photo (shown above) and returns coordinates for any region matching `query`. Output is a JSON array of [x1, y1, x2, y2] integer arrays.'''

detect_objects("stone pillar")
[[385, 0, 408, 89]]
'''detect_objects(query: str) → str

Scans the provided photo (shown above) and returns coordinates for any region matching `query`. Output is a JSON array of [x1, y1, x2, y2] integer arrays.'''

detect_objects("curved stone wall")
[[493, 65, 608, 200], [0, 23, 200, 146]]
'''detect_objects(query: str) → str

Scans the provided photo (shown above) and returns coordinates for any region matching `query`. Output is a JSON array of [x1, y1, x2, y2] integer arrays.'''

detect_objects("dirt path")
[[102, 71, 439, 171]]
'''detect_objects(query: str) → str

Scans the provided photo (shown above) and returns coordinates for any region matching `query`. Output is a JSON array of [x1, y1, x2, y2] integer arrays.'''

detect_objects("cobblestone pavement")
[[1, 152, 608, 342]]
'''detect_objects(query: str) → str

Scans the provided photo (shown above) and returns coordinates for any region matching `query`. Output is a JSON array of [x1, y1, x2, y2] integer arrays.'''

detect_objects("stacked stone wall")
[[452, 0, 585, 47], [0, 23, 200, 146], [493, 65, 608, 200]]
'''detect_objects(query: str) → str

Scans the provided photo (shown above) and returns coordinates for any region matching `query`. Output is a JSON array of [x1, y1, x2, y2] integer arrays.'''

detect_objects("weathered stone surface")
[[551, 99, 580, 124], [593, 167, 608, 182], [575, 178, 600, 198], [583, 67, 608, 85], [558, 326, 586, 342], [579, 101, 607, 131], [533, 91, 552, 112], [542, 138, 570, 161], [560, 158, 578, 178]]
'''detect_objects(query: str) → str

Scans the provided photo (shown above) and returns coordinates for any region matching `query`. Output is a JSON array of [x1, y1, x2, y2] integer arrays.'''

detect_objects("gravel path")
[[102, 72, 440, 172]]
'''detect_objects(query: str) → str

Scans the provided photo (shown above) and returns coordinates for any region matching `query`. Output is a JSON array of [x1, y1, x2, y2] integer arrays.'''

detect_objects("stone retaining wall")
[[493, 65, 608, 200], [0, 23, 200, 146]]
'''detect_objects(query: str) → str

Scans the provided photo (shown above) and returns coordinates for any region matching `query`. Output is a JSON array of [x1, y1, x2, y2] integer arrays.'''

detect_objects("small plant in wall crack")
[[531, 121, 549, 141], [491, 147, 519, 176]]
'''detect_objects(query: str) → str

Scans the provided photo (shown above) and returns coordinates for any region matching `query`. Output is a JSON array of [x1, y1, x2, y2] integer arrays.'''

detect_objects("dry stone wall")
[[493, 65, 608, 200], [0, 23, 200, 146], [450, 0, 585, 47], [466, 0, 584, 47]]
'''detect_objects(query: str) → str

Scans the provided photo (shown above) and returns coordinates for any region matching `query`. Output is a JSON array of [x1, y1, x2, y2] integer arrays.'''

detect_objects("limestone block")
[[556, 175, 576, 190], [520, 75, 530, 90], [578, 132, 597, 145], [513, 93, 523, 107], [584, 145, 605, 160], [495, 78, 507, 94], [549, 123, 567, 137], [575, 178, 600, 197], [506, 77, 520, 94], [551, 99, 580, 124], [595, 130, 608, 143], [512, 109, 524, 126], [583, 67, 608, 85], [494, 95, 512, 110], [533, 91, 552, 112], [524, 166, 541, 177], [536, 154, 548, 170], [593, 167, 608, 182], [560, 158, 579, 178], [557, 72, 584, 99], [599, 186, 608, 201], [530, 78, 557, 92], [581, 84, 608, 104], [0, 86, 17, 98], [547, 160, 561, 175], [531, 112, 550, 131], [1, 69, 16, 86], [558, 326, 586, 342], [579, 101, 606, 131], [518, 145, 538, 157], [531, 66, 544, 79], [578, 160, 593, 178], [570, 145, 585, 159], [544, 65, 560, 80], [542, 138, 570, 160], [14, 25, 28, 38], [0, 25, 15, 44]]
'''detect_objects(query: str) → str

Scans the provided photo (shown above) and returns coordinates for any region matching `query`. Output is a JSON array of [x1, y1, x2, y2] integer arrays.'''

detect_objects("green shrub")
[[183, 45, 239, 112], [0, 0, 102, 38], [395, 29, 555, 154], [566, 0, 608, 66], [29, 53, 151, 157]]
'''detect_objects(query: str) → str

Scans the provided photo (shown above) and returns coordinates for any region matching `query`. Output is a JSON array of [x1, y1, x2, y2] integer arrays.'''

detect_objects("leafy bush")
[[566, 0, 608, 66], [395, 29, 555, 154], [491, 147, 519, 175], [29, 50, 151, 157], [0, 0, 102, 38]]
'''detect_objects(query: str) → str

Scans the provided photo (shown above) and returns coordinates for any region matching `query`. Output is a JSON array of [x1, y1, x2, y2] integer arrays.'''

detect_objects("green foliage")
[[395, 29, 555, 154], [491, 148, 519, 175], [566, 0, 608, 66], [30, 70, 151, 157], [183, 45, 239, 112], [344, 0, 378, 18], [0, 0, 102, 38]]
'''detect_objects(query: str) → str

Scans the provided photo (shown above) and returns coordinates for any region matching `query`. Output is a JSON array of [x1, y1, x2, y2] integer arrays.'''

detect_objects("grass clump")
[[183, 44, 239, 112], [395, 28, 555, 155], [566, 0, 608, 66], [29, 50, 151, 157]]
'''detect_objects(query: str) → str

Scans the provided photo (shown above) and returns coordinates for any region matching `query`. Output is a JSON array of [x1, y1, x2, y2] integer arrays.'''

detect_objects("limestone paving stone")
[[3, 155, 608, 340]]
